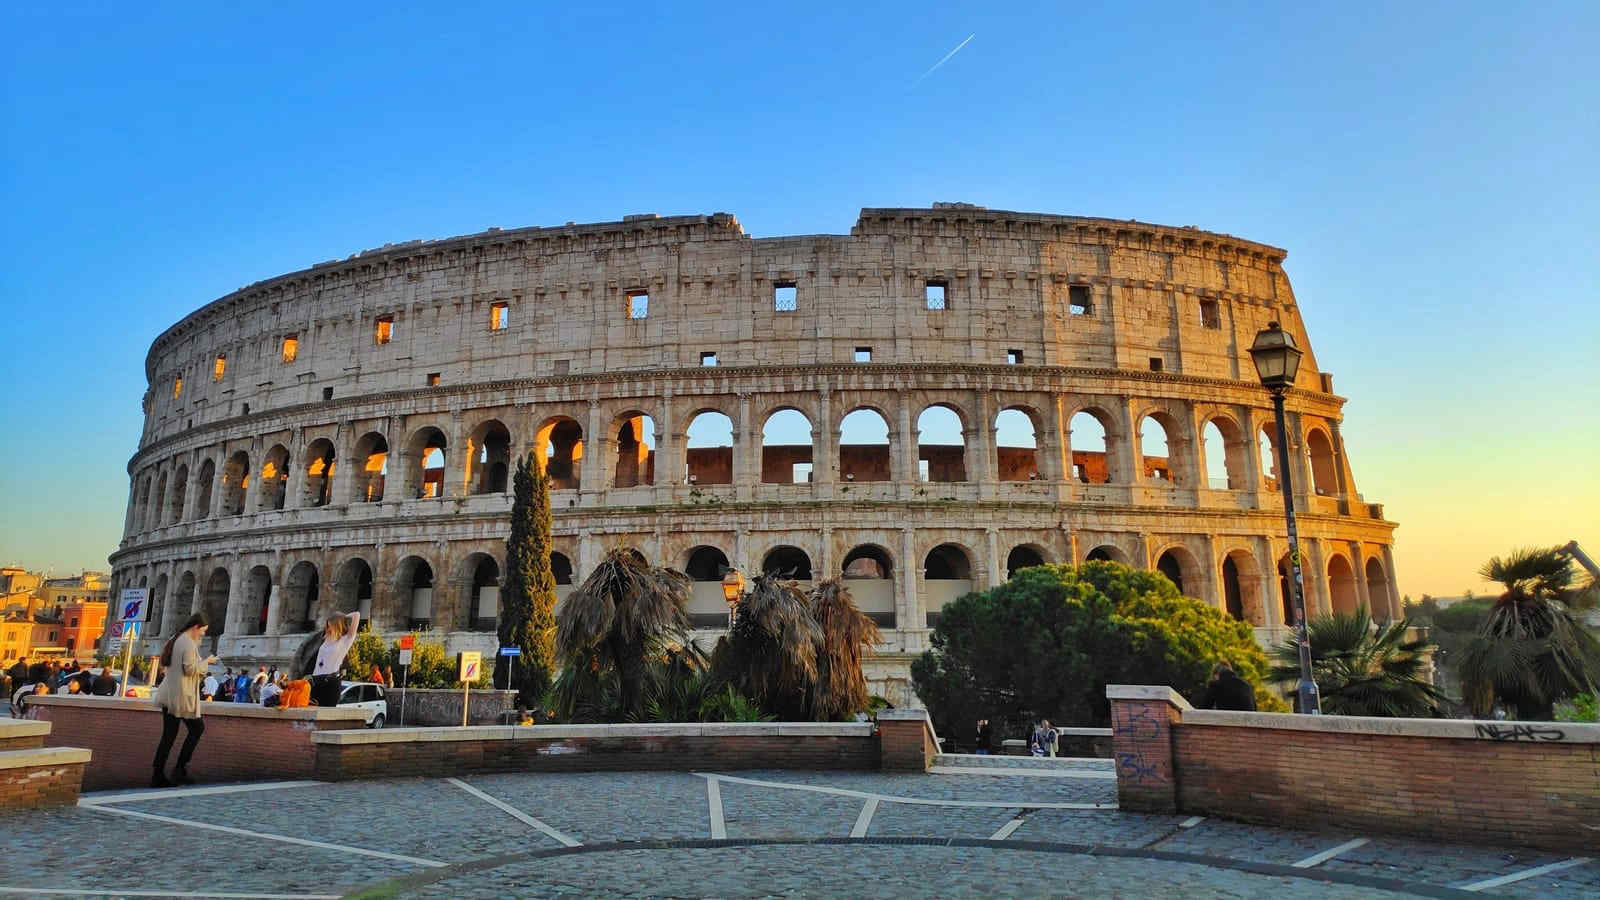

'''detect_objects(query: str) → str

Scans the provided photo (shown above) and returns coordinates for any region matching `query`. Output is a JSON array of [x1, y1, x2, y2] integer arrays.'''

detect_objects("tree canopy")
[[498, 453, 557, 703]]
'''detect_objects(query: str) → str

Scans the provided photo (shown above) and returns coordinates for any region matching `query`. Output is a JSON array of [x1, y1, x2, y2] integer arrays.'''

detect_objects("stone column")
[[734, 392, 754, 500], [444, 410, 466, 499], [1199, 534, 1219, 611], [224, 556, 247, 639], [284, 427, 307, 509], [814, 388, 834, 498], [1239, 406, 1264, 504], [1306, 540, 1331, 617], [242, 437, 264, 516], [180, 452, 202, 522], [1042, 396, 1068, 483], [332, 420, 358, 505], [121, 479, 138, 538], [819, 526, 833, 583], [986, 528, 1002, 588], [897, 392, 917, 491], [975, 390, 996, 497], [1350, 540, 1371, 613], [1255, 536, 1281, 629], [1381, 545, 1402, 619], [582, 400, 602, 502], [1112, 399, 1140, 485], [1286, 410, 1315, 509], [900, 527, 917, 634], [658, 394, 680, 488]]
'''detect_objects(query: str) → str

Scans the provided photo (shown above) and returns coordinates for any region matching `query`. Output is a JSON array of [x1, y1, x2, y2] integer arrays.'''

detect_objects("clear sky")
[[2, 2, 1594, 600]]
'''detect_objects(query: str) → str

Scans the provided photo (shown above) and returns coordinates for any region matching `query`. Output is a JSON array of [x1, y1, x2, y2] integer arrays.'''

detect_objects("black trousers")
[[153, 710, 204, 773], [310, 673, 342, 707]]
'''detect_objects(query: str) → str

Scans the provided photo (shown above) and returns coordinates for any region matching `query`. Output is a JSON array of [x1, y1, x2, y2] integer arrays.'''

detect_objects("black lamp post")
[[1249, 321, 1321, 715]]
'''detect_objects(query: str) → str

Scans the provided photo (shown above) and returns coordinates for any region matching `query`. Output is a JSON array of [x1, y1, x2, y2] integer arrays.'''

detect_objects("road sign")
[[397, 649, 413, 666], [458, 651, 481, 683], [399, 634, 415, 650], [109, 621, 124, 640], [124, 621, 141, 640], [119, 588, 150, 623], [499, 646, 521, 657]]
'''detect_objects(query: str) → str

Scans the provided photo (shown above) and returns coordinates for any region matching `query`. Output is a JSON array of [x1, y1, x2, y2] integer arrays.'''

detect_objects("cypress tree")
[[498, 452, 557, 704]]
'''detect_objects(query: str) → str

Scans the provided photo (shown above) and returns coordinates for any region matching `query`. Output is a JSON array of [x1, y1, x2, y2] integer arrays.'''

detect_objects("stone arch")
[[1084, 544, 1130, 564], [1005, 544, 1048, 580], [393, 555, 436, 630], [1259, 425, 1280, 492], [611, 411, 657, 488], [151, 470, 168, 529], [352, 431, 389, 503], [1220, 547, 1266, 625], [838, 407, 891, 483], [242, 565, 272, 636], [403, 426, 448, 499], [280, 561, 320, 634], [194, 458, 216, 519], [549, 552, 574, 586], [922, 543, 974, 627], [172, 570, 196, 634], [259, 445, 291, 511], [1328, 553, 1359, 615], [1068, 407, 1117, 484], [200, 567, 229, 650], [1365, 556, 1392, 620], [685, 545, 733, 628], [302, 439, 335, 508], [535, 416, 584, 490], [1277, 553, 1298, 625], [761, 545, 813, 580], [1155, 544, 1203, 597], [685, 545, 731, 581], [761, 408, 814, 484], [329, 556, 374, 624], [168, 464, 188, 523], [1307, 427, 1338, 497], [995, 406, 1042, 482], [135, 474, 153, 532], [842, 543, 895, 627], [466, 418, 512, 495], [221, 451, 250, 516], [1201, 414, 1247, 491], [149, 572, 169, 637], [685, 409, 735, 485], [917, 404, 967, 483], [1137, 411, 1182, 486]]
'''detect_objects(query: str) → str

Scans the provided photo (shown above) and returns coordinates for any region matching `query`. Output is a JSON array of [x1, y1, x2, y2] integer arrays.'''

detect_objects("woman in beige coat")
[[151, 613, 216, 787]]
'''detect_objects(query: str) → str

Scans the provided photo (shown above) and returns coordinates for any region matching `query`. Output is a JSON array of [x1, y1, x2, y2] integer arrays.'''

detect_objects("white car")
[[337, 681, 387, 728]]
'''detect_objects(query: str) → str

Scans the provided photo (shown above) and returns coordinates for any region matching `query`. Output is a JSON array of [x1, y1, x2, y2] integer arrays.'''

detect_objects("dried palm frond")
[[808, 578, 882, 720]]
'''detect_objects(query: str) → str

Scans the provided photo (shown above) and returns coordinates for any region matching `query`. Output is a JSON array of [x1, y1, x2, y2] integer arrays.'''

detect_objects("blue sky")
[[2, 2, 1594, 599]]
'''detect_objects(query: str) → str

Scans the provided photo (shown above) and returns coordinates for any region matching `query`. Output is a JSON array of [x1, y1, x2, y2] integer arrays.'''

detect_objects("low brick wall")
[[31, 695, 367, 791], [878, 710, 940, 771], [385, 687, 518, 726], [1108, 684, 1600, 854], [314, 722, 882, 780], [0, 747, 90, 811], [0, 720, 49, 751]]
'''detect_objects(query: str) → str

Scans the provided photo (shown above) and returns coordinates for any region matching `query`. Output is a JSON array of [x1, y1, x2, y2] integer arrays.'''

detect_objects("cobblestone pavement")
[[0, 767, 1591, 898]]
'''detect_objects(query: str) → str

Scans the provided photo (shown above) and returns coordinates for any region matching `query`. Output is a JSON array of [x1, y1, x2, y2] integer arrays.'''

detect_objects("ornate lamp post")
[[1248, 322, 1321, 715], [721, 568, 746, 629]]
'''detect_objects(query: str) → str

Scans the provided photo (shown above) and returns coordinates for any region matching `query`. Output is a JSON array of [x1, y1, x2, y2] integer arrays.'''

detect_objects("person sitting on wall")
[[1199, 661, 1257, 711], [92, 667, 117, 696]]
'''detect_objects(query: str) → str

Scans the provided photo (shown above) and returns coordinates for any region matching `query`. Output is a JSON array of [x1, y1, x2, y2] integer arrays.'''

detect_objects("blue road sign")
[[499, 646, 521, 657]]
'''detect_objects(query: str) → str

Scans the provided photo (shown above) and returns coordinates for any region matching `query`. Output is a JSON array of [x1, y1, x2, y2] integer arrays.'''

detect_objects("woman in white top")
[[309, 610, 360, 707]]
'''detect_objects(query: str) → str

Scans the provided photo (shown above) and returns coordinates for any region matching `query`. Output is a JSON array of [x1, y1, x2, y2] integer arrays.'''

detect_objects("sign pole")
[[119, 635, 133, 697], [400, 664, 408, 727], [462, 679, 470, 728]]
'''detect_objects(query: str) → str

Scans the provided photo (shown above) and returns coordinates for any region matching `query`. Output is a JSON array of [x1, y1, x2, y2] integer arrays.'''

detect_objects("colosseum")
[[110, 204, 1398, 704]]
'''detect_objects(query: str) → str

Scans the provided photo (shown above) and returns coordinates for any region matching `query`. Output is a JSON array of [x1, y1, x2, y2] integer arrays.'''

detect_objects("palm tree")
[[711, 572, 820, 720], [1456, 546, 1600, 720], [807, 578, 882, 721], [1270, 607, 1447, 717], [553, 546, 695, 720]]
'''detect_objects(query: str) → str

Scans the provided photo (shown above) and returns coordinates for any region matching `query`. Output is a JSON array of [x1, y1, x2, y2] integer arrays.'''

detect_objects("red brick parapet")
[[877, 709, 940, 771], [1107, 684, 1191, 813], [0, 719, 89, 810]]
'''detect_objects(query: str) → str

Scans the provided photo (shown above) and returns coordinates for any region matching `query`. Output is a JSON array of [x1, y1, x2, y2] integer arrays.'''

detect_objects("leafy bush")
[[1554, 693, 1597, 723], [341, 631, 490, 689]]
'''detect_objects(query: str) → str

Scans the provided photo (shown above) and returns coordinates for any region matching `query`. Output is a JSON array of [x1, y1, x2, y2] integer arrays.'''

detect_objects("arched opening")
[[1156, 546, 1203, 597], [470, 556, 500, 632], [1069, 410, 1113, 484], [201, 567, 229, 651], [259, 445, 290, 511], [761, 409, 814, 484], [1278, 554, 1297, 625], [151, 472, 168, 529], [612, 414, 657, 488], [149, 573, 168, 637], [685, 410, 734, 485], [842, 544, 895, 628], [1203, 418, 1245, 491], [995, 408, 1040, 481], [1006, 545, 1046, 580], [467, 420, 512, 494], [281, 562, 319, 633], [135, 476, 153, 531], [168, 465, 187, 523], [536, 417, 584, 490], [1307, 429, 1338, 497], [243, 565, 272, 636], [1139, 415, 1177, 485], [1084, 544, 1129, 564], [171, 571, 195, 635], [194, 459, 216, 519], [686, 546, 733, 628], [838, 408, 891, 483], [221, 451, 250, 516], [395, 556, 435, 630], [302, 440, 335, 508], [762, 545, 812, 581], [917, 405, 966, 483], [405, 427, 448, 499], [352, 432, 388, 503], [1220, 555, 1245, 621], [1259, 426, 1280, 492], [549, 552, 573, 586], [1328, 554, 1359, 615], [331, 558, 373, 624], [923, 543, 973, 626], [1365, 557, 1392, 620]]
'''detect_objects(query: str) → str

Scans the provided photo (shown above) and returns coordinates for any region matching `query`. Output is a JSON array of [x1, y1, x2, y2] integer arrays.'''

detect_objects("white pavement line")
[[445, 777, 581, 848], [0, 883, 337, 890], [1179, 816, 1206, 828], [989, 817, 1026, 841], [1459, 857, 1592, 892], [79, 780, 325, 806], [706, 776, 727, 840], [849, 797, 880, 838], [695, 772, 1116, 810], [928, 766, 1115, 780], [1292, 838, 1370, 868], [82, 804, 445, 868]]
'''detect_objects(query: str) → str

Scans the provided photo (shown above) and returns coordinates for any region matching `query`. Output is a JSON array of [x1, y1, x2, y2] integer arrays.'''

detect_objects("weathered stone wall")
[[384, 687, 517, 727]]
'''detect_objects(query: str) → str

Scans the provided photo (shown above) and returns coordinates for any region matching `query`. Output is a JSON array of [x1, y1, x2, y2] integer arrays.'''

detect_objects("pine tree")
[[498, 453, 557, 704]]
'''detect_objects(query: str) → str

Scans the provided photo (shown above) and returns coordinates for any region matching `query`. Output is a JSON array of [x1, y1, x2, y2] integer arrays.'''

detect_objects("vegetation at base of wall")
[[498, 453, 558, 704], [911, 561, 1282, 744], [1554, 693, 1597, 723], [1270, 608, 1447, 717], [343, 630, 491, 689]]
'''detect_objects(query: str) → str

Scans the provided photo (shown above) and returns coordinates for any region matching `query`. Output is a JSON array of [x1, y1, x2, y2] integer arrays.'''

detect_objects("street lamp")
[[720, 568, 746, 629], [1248, 321, 1321, 715]]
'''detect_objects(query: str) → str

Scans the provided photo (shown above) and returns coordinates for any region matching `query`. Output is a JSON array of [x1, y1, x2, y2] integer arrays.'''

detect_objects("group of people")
[[6, 657, 122, 711]]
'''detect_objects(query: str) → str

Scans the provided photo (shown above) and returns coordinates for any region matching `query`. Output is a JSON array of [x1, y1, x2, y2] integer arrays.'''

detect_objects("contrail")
[[914, 33, 975, 85]]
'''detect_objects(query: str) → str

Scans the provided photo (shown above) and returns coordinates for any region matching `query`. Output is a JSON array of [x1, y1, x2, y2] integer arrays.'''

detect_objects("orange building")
[[58, 599, 109, 660]]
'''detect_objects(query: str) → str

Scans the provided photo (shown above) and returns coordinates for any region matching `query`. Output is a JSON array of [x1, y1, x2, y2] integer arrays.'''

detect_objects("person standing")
[[233, 669, 251, 704], [975, 719, 994, 755], [201, 670, 219, 701], [310, 611, 360, 707], [151, 614, 216, 788], [1199, 662, 1257, 711]]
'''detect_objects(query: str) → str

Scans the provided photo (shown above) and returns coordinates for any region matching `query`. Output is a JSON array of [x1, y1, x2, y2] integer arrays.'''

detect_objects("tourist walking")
[[1199, 662, 1256, 711], [310, 610, 360, 707], [975, 719, 993, 755], [151, 613, 217, 787]]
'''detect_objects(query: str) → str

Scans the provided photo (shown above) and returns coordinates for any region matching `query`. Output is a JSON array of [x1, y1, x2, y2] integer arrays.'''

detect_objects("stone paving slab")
[[1321, 834, 1571, 889], [724, 769, 1118, 806], [862, 800, 1019, 838], [1156, 818, 1348, 866], [463, 771, 712, 844], [716, 778, 860, 840], [1500, 861, 1600, 898], [1018, 807, 1189, 849]]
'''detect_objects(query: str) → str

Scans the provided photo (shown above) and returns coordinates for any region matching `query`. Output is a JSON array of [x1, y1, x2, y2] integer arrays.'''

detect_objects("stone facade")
[[108, 205, 1398, 701]]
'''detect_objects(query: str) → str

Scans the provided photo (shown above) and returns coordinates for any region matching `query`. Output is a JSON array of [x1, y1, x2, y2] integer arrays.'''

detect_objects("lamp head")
[[1249, 321, 1303, 393], [721, 568, 745, 606]]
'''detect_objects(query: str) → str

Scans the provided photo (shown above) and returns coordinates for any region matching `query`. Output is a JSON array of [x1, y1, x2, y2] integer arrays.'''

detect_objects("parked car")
[[337, 681, 387, 728]]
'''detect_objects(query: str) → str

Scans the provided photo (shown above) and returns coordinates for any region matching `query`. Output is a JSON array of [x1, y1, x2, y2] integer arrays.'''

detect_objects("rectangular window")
[[700, 352, 718, 366], [628, 291, 649, 319], [172, 376, 183, 399], [213, 354, 226, 381], [322, 386, 335, 401], [426, 372, 441, 387], [375, 315, 394, 345], [489, 301, 508, 331], [1199, 298, 1221, 329], [1006, 349, 1022, 365], [1069, 285, 1092, 315], [854, 346, 872, 363], [1149, 357, 1163, 372], [793, 462, 814, 483], [281, 334, 299, 363], [774, 282, 797, 312], [925, 281, 948, 310], [553, 359, 570, 376]]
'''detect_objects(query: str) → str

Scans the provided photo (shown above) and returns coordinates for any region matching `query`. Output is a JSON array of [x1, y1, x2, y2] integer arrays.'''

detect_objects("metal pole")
[[1272, 391, 1321, 715], [462, 679, 470, 728], [400, 664, 408, 727]]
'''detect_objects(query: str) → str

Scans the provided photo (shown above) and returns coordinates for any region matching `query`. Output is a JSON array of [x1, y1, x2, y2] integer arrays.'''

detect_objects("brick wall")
[[878, 710, 939, 771], [0, 721, 48, 751], [31, 696, 366, 791], [0, 749, 88, 811], [384, 687, 517, 727]]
